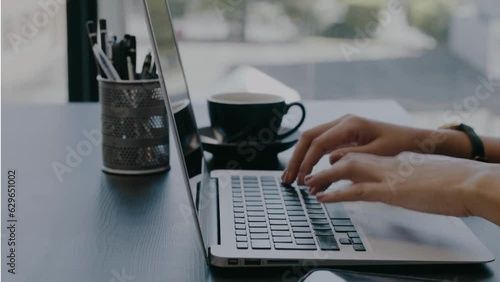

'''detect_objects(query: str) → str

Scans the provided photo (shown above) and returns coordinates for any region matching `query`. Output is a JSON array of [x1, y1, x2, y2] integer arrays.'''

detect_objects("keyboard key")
[[245, 193, 261, 197], [331, 219, 352, 226], [245, 197, 262, 202], [296, 238, 316, 245], [282, 196, 299, 201], [314, 229, 334, 236], [235, 224, 246, 230], [236, 236, 247, 242], [347, 232, 359, 238], [292, 227, 311, 233], [250, 228, 268, 233], [284, 201, 302, 206], [317, 236, 340, 251], [234, 213, 245, 218], [273, 237, 293, 243], [233, 208, 244, 213], [308, 214, 327, 220], [243, 188, 260, 193], [250, 233, 269, 239], [235, 218, 245, 224], [286, 206, 303, 211], [291, 221, 309, 227], [287, 210, 306, 216], [249, 222, 267, 228], [268, 210, 285, 215], [236, 230, 247, 236], [351, 238, 362, 244], [311, 224, 331, 230], [246, 202, 263, 206], [339, 238, 352, 245], [260, 176, 275, 181], [334, 226, 356, 233], [305, 204, 322, 209], [353, 244, 366, 251], [274, 243, 316, 250], [310, 219, 329, 225], [264, 195, 280, 200], [270, 225, 289, 231], [248, 217, 266, 222], [294, 233, 313, 239], [246, 206, 264, 212], [266, 204, 284, 210], [233, 203, 243, 208], [237, 242, 248, 249], [269, 220, 287, 225], [306, 209, 325, 214], [247, 212, 265, 217], [272, 231, 291, 237], [268, 214, 286, 220], [289, 216, 307, 221], [265, 200, 282, 205], [325, 203, 349, 219], [251, 240, 271, 249]]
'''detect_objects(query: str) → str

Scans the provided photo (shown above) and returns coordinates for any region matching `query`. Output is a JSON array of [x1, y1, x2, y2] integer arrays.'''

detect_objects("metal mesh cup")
[[98, 76, 170, 174]]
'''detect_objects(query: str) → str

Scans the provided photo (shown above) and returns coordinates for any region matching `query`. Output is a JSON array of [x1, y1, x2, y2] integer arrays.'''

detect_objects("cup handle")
[[276, 102, 306, 140]]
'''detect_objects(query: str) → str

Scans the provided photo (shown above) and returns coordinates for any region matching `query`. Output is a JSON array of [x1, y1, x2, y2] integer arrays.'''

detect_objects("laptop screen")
[[143, 0, 211, 257]]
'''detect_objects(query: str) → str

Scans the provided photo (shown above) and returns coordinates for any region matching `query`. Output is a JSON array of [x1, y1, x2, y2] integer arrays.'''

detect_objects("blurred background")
[[3, 0, 500, 134]]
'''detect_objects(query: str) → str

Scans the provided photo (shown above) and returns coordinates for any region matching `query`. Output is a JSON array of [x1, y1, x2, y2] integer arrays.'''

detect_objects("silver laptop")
[[142, 0, 494, 267]]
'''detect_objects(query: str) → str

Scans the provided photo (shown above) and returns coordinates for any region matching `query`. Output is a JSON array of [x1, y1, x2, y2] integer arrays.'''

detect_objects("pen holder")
[[98, 76, 170, 175]]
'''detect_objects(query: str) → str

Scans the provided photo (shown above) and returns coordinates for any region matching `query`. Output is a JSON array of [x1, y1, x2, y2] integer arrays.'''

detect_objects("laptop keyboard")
[[231, 175, 365, 252]]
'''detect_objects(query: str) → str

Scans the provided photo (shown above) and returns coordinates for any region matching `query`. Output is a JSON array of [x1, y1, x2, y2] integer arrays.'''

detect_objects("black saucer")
[[199, 127, 300, 158]]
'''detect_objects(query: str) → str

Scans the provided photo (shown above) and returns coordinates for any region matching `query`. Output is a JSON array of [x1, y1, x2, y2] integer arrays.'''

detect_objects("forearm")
[[481, 136, 500, 163], [464, 164, 500, 225]]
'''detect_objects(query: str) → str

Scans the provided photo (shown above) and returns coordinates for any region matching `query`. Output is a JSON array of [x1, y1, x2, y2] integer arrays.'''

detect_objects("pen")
[[127, 56, 134, 80], [86, 21, 104, 77], [99, 19, 108, 57], [92, 44, 121, 81], [129, 36, 137, 77], [141, 52, 152, 79]]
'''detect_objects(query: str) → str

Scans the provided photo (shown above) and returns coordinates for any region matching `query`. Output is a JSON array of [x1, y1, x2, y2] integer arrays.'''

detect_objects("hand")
[[306, 152, 492, 219], [282, 115, 429, 185]]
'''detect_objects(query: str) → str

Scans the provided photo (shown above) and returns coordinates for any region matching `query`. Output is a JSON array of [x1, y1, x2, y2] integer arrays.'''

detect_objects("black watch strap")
[[441, 123, 487, 162]]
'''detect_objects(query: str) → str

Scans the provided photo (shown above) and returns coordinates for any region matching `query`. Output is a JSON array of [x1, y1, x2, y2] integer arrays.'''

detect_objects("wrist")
[[463, 164, 500, 225], [432, 129, 472, 159], [414, 129, 472, 158]]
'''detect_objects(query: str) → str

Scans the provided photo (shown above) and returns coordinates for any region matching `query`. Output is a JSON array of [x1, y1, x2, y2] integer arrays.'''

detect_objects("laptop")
[[142, 0, 494, 267]]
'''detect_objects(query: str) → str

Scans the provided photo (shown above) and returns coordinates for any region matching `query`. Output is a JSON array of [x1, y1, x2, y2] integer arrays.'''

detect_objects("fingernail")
[[304, 174, 313, 183], [281, 170, 288, 181], [297, 173, 304, 185], [308, 186, 315, 195], [316, 191, 325, 201]]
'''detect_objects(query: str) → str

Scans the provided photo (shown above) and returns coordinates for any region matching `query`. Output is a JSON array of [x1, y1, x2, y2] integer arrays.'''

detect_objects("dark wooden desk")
[[2, 101, 498, 282]]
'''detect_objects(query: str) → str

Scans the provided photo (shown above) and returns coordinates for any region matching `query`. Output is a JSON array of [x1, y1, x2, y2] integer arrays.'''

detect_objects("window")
[[102, 0, 500, 135], [2, 0, 68, 103]]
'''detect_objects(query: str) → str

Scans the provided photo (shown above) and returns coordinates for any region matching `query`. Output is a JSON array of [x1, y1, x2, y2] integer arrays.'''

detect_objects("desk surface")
[[2, 101, 499, 282]]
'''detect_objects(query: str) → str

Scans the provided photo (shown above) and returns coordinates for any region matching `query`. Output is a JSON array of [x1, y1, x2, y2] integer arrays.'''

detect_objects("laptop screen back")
[[143, 0, 211, 257]]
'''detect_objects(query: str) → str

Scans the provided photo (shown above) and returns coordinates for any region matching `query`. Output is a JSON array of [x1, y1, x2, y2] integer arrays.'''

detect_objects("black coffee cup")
[[208, 92, 306, 142]]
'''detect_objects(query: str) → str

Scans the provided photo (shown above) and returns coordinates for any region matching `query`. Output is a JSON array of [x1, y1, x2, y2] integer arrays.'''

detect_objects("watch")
[[439, 123, 487, 162]]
